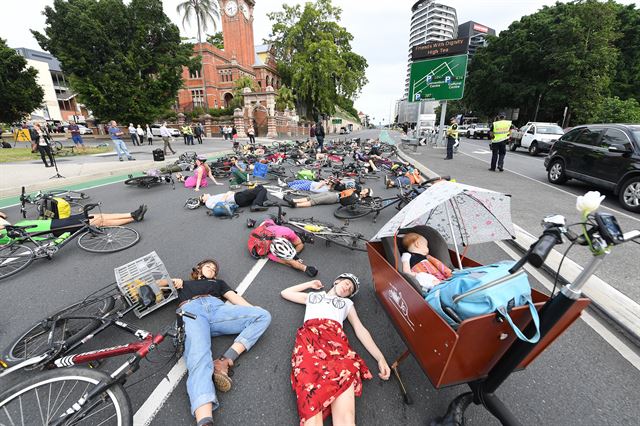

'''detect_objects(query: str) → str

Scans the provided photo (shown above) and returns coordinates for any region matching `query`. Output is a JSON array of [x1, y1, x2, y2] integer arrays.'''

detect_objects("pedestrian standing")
[[309, 123, 316, 148], [247, 125, 256, 145], [67, 120, 86, 152], [315, 121, 325, 152], [160, 122, 177, 155], [488, 113, 511, 172], [109, 121, 135, 161], [146, 124, 153, 145], [231, 125, 238, 141], [136, 124, 145, 147], [34, 123, 55, 167], [444, 117, 458, 160], [128, 123, 139, 146], [194, 123, 204, 144]]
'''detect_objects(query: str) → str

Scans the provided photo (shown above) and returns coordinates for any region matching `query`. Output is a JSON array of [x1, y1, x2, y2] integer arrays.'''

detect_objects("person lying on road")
[[158, 259, 271, 426], [200, 185, 278, 212], [281, 274, 391, 426]]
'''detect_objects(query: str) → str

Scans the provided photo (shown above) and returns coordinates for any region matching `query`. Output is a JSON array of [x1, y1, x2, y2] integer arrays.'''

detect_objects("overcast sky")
[[2, 0, 637, 122]]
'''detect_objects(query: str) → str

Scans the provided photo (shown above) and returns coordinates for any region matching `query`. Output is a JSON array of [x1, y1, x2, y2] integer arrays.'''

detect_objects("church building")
[[177, 0, 280, 111]]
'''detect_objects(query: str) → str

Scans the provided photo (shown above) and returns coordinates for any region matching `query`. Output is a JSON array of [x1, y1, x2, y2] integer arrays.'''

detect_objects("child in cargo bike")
[[281, 274, 391, 426], [401, 232, 452, 293]]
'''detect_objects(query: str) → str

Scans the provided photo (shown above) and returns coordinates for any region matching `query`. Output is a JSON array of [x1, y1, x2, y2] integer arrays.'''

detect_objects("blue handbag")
[[425, 261, 540, 343]]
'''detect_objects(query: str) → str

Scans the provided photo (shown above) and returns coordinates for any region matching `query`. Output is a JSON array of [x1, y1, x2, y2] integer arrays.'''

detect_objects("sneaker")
[[213, 357, 233, 392], [283, 194, 296, 208], [119, 158, 124, 162], [250, 205, 268, 212], [128, 157, 136, 161], [488, 168, 496, 171], [305, 266, 318, 277], [261, 200, 279, 207], [229, 184, 241, 190], [498, 168, 504, 172]]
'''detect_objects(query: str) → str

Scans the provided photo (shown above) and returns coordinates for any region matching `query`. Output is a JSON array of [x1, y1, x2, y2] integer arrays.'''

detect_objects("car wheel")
[[529, 142, 539, 156], [547, 159, 567, 184], [509, 141, 518, 152], [618, 176, 640, 213], [466, 132, 470, 138]]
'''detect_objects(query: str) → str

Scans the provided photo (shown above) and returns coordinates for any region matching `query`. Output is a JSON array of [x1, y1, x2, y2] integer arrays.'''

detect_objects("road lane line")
[[496, 241, 640, 370], [133, 258, 269, 426]]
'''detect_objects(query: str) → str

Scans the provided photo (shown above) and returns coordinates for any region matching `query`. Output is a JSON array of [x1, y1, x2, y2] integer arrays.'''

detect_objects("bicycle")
[[0, 284, 195, 426], [20, 186, 90, 219], [0, 204, 140, 280], [333, 176, 449, 222], [124, 173, 175, 189], [272, 206, 368, 252]]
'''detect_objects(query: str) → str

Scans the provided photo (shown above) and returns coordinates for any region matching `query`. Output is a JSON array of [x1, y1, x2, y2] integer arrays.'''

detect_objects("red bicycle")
[[0, 284, 195, 426]]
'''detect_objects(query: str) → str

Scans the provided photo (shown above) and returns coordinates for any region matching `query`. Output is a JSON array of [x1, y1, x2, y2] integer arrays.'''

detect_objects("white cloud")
[[2, 0, 636, 123]]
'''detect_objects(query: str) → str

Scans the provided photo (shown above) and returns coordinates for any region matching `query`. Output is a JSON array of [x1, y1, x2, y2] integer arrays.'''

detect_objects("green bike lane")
[[0, 129, 638, 425]]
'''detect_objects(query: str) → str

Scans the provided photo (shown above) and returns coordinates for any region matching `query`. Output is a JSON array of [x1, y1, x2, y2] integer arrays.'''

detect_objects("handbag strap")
[[497, 301, 540, 344]]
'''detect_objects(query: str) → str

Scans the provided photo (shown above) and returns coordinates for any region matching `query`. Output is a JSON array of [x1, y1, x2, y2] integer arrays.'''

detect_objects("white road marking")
[[133, 258, 269, 426], [495, 241, 640, 370], [472, 150, 491, 154]]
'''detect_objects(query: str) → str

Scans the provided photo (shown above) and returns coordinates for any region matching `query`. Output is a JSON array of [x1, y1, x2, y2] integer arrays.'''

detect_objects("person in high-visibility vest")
[[445, 117, 458, 160], [489, 113, 512, 171]]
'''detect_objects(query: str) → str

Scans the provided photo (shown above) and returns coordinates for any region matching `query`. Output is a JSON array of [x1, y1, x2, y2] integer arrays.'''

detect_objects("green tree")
[[0, 38, 44, 123], [229, 75, 256, 108], [591, 96, 640, 123], [33, 0, 197, 124], [206, 32, 224, 49], [464, 0, 620, 126], [177, 0, 220, 109], [275, 85, 296, 111], [266, 0, 368, 119], [611, 4, 640, 102]]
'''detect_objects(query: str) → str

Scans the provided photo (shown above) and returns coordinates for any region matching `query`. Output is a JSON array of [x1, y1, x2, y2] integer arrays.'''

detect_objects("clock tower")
[[220, 0, 256, 69]]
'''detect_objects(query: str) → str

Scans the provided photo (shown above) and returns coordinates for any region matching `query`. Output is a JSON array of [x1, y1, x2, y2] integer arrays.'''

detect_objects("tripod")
[[48, 139, 65, 179]]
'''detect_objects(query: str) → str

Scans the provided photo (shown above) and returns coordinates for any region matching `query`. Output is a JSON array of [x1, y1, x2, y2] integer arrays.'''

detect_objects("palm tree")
[[177, 0, 220, 110]]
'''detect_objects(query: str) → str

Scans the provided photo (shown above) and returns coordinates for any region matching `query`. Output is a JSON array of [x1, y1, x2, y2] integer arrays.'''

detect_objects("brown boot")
[[213, 357, 234, 392]]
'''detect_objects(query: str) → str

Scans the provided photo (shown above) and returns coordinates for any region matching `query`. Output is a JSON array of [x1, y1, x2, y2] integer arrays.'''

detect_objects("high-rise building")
[[457, 21, 496, 60], [404, 0, 458, 97]]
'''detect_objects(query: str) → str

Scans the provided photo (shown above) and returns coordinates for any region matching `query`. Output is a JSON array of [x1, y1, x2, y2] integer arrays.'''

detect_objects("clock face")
[[240, 2, 250, 19], [225, 0, 238, 17]]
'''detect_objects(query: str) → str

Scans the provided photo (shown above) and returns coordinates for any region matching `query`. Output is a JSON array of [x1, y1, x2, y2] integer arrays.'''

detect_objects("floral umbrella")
[[372, 180, 515, 249]]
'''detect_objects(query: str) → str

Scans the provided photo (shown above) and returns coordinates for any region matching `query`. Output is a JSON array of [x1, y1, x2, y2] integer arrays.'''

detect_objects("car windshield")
[[629, 126, 640, 142], [478, 123, 488, 128], [537, 125, 564, 134]]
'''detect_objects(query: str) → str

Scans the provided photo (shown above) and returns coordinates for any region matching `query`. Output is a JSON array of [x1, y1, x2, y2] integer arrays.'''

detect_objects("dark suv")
[[544, 124, 640, 212]]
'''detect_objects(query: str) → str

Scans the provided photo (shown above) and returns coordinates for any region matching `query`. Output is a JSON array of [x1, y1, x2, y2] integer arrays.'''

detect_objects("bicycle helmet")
[[184, 197, 201, 210], [196, 155, 207, 162], [333, 273, 360, 298], [269, 237, 297, 260]]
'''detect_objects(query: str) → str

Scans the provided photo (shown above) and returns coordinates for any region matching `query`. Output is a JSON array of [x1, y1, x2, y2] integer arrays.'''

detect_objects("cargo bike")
[[367, 202, 636, 424]]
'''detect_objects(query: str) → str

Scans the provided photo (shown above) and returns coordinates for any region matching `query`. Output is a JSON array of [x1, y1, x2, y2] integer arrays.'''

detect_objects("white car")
[[150, 124, 181, 138], [76, 125, 93, 135], [510, 122, 565, 156]]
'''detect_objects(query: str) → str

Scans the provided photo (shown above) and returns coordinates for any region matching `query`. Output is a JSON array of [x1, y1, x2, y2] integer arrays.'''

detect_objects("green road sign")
[[409, 54, 468, 102], [331, 118, 343, 124]]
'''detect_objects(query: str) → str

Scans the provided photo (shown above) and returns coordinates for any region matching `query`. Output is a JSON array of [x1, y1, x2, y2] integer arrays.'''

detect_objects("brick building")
[[177, 0, 280, 112]]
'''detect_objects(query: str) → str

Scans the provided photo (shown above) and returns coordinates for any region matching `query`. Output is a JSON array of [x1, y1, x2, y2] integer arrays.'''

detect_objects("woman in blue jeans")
[[167, 259, 271, 426]]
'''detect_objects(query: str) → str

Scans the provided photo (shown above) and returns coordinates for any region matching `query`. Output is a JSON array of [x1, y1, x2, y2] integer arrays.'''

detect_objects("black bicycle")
[[20, 186, 90, 219], [124, 173, 175, 189], [0, 204, 140, 280]]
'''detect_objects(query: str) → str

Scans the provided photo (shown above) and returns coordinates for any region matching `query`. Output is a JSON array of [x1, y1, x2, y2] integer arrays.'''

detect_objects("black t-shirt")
[[178, 279, 235, 303], [406, 252, 428, 269]]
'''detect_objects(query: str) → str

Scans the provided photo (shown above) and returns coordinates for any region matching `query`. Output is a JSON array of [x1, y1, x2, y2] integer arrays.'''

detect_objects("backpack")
[[296, 169, 316, 181], [41, 197, 71, 219], [209, 202, 239, 218], [247, 223, 276, 258]]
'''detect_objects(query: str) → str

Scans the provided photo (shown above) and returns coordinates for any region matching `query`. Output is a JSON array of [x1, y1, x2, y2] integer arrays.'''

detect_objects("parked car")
[[510, 122, 564, 156], [150, 124, 181, 138], [544, 124, 640, 212], [76, 124, 93, 135], [465, 123, 491, 139]]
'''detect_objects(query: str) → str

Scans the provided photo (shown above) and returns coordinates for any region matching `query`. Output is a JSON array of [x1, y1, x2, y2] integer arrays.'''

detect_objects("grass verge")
[[0, 146, 112, 163]]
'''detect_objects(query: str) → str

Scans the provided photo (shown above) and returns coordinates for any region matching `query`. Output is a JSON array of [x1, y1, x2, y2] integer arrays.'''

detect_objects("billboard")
[[408, 54, 469, 102], [411, 38, 469, 61]]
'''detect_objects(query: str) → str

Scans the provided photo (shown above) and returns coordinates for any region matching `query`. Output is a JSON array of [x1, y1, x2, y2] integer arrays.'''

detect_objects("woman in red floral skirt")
[[281, 273, 391, 425]]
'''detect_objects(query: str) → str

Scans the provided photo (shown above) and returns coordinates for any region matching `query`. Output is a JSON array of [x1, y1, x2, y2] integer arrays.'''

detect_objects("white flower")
[[576, 191, 605, 215]]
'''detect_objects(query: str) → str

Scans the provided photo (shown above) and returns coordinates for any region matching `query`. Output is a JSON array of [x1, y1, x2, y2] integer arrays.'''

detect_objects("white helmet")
[[269, 238, 297, 260], [333, 273, 360, 298]]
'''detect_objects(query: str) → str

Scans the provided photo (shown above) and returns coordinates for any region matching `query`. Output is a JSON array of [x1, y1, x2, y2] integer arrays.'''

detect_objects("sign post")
[[408, 38, 469, 147]]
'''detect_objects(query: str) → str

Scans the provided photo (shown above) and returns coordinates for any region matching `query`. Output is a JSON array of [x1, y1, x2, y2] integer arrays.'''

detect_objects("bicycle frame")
[[8, 220, 95, 252]]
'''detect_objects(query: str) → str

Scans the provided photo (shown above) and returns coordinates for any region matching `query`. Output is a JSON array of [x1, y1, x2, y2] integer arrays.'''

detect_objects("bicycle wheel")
[[0, 244, 35, 280], [123, 176, 156, 188], [4, 296, 116, 362], [0, 367, 132, 426], [333, 204, 374, 219], [52, 140, 63, 151], [77, 226, 140, 253], [288, 218, 368, 252]]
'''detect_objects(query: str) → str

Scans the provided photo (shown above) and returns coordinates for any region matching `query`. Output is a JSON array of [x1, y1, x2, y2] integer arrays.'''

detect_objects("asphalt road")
[[401, 134, 640, 303], [0, 129, 638, 425]]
